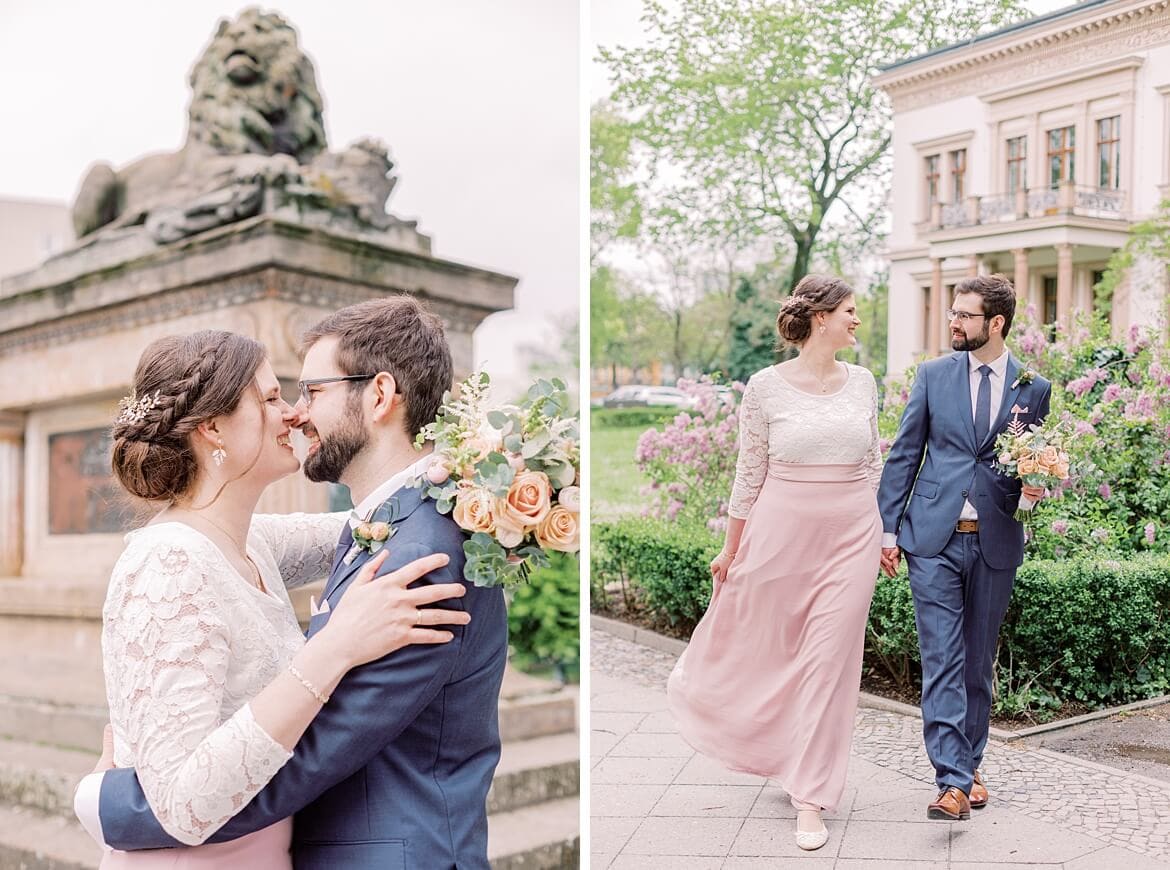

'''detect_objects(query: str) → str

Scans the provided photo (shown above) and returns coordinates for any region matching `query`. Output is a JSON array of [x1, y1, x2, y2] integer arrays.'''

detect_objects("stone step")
[[0, 805, 101, 870], [0, 731, 578, 819], [489, 732, 579, 814], [0, 798, 579, 870], [0, 683, 577, 754], [487, 796, 579, 870]]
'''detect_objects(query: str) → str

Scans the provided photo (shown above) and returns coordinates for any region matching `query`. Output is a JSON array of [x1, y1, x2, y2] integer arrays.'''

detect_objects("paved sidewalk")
[[591, 628, 1170, 869]]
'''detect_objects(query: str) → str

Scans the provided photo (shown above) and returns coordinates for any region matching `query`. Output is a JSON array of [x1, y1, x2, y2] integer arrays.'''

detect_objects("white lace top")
[[101, 512, 347, 845], [728, 363, 883, 519]]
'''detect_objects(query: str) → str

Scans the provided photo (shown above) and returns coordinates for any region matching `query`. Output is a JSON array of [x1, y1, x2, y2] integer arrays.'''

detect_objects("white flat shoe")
[[794, 811, 829, 851]]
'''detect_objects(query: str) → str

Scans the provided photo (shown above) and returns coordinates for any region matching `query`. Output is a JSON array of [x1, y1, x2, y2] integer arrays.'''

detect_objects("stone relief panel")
[[47, 427, 136, 535]]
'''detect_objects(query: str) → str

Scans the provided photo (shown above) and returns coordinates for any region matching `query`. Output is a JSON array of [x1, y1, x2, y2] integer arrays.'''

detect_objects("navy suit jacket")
[[97, 484, 508, 869], [876, 352, 1051, 570]]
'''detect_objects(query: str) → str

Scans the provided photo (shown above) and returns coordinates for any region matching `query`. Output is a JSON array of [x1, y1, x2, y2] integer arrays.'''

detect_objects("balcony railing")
[[924, 181, 1127, 232]]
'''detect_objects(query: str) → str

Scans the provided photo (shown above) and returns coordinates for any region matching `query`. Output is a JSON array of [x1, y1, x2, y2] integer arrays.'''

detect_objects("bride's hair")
[[111, 331, 265, 502], [776, 275, 855, 345]]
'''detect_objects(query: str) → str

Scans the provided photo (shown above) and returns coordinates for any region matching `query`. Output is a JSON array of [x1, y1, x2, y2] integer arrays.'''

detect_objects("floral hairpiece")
[[116, 389, 162, 426]]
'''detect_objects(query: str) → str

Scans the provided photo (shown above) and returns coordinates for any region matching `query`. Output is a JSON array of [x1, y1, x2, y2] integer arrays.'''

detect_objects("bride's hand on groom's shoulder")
[[320, 550, 473, 668]]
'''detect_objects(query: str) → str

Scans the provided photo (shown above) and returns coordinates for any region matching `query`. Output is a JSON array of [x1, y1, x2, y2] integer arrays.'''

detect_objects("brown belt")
[[956, 520, 979, 533]]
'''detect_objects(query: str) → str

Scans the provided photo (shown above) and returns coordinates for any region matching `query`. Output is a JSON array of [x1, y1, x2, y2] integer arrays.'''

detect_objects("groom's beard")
[[303, 403, 369, 484], [952, 322, 990, 352]]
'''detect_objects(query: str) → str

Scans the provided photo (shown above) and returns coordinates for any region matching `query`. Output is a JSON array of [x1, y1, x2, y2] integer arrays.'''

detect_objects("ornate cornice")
[[874, 1, 1170, 111], [0, 268, 493, 356]]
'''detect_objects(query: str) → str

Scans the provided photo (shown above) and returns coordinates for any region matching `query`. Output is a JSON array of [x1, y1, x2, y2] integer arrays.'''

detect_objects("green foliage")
[[593, 519, 722, 632], [728, 276, 779, 382], [508, 551, 580, 682], [592, 407, 682, 429], [1095, 198, 1170, 316]]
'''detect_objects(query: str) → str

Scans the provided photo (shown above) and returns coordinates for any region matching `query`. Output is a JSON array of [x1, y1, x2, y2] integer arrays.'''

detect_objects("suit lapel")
[[982, 355, 1021, 451], [957, 353, 978, 451], [322, 482, 429, 607]]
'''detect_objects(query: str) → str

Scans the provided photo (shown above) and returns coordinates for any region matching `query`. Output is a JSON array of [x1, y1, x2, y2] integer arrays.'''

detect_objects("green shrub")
[[593, 518, 721, 632], [592, 406, 681, 429], [508, 551, 580, 682], [594, 514, 1170, 716]]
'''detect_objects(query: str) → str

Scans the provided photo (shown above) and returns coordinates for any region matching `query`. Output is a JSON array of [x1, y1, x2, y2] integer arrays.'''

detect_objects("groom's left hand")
[[1021, 484, 1046, 501]]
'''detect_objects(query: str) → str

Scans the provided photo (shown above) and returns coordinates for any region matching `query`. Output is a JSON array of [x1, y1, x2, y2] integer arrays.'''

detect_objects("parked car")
[[601, 385, 697, 409]]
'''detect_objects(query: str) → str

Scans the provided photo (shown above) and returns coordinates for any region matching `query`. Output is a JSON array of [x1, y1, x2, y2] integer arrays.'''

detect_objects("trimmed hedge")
[[593, 517, 1170, 716], [592, 406, 683, 429]]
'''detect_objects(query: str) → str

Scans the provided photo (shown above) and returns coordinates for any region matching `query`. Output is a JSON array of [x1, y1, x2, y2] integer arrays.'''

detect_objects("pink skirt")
[[100, 818, 292, 870], [667, 461, 881, 810]]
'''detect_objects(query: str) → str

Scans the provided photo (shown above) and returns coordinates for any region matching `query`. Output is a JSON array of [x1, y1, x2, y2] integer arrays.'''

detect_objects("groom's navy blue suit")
[[877, 351, 1050, 795], [96, 483, 508, 869]]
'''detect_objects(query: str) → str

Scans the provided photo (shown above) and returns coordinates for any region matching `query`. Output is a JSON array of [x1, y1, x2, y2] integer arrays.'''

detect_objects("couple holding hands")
[[669, 273, 1052, 850]]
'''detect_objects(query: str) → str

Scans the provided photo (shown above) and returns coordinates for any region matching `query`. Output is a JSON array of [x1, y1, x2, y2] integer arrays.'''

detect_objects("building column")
[[1056, 243, 1075, 329], [0, 413, 24, 577], [931, 258, 945, 355], [967, 254, 982, 278], [1012, 247, 1030, 301]]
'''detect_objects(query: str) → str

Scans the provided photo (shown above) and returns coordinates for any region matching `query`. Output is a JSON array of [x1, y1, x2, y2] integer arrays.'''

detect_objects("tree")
[[590, 103, 642, 261], [728, 276, 779, 381], [600, 0, 1026, 292]]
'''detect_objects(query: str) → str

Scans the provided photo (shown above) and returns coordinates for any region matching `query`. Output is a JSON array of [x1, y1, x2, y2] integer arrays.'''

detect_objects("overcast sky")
[[0, 0, 580, 395]]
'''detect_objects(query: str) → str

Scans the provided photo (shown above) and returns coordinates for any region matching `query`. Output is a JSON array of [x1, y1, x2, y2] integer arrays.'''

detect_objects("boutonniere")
[[1011, 369, 1036, 390], [343, 499, 400, 565]]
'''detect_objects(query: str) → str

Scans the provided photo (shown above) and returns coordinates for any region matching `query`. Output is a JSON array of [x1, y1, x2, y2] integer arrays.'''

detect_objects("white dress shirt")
[[350, 451, 437, 526], [882, 349, 1009, 548]]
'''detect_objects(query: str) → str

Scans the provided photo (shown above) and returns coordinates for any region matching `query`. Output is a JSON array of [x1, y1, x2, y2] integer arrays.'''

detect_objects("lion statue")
[[72, 8, 402, 244]]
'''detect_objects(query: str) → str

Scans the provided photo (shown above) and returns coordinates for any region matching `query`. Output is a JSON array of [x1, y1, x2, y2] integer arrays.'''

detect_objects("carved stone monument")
[[0, 8, 517, 745]]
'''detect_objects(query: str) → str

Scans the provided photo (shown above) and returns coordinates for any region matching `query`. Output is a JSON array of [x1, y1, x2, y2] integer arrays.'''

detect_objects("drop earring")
[[212, 441, 227, 467], [819, 324, 826, 335]]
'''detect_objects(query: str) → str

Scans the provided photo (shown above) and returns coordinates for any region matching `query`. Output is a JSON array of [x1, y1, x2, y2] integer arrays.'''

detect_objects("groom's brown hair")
[[302, 295, 452, 437], [954, 274, 1016, 335]]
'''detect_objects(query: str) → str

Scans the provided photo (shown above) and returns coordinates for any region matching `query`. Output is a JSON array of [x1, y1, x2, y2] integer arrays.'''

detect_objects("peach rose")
[[492, 504, 526, 548], [499, 470, 552, 529], [369, 522, 392, 542], [535, 504, 580, 553], [354, 522, 373, 540], [1055, 461, 1070, 479], [1017, 457, 1037, 475], [426, 460, 451, 485], [557, 485, 580, 513], [452, 487, 495, 535], [1039, 446, 1061, 466]]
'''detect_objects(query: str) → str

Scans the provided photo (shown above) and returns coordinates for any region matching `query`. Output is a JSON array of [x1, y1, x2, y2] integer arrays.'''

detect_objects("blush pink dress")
[[95, 513, 346, 868], [667, 363, 883, 810]]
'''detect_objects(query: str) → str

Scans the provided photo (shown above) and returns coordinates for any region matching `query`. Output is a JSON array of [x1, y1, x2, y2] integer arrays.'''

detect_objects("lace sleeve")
[[863, 371, 883, 492], [728, 377, 769, 519], [103, 542, 292, 845], [249, 512, 349, 589]]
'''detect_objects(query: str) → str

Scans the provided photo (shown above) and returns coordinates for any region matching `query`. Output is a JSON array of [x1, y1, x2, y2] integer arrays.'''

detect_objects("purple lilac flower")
[[1091, 528, 1110, 543], [1074, 421, 1095, 436], [1098, 483, 1112, 500], [1051, 520, 1070, 536], [1145, 523, 1156, 545], [1102, 384, 1122, 403]]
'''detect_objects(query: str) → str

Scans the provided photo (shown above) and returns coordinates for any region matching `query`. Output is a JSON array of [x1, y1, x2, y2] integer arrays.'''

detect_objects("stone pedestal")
[[0, 215, 516, 717]]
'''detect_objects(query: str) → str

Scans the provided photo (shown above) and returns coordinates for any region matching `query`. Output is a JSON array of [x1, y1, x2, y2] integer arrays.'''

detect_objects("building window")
[[1047, 126, 1075, 187], [1006, 136, 1027, 193], [1097, 116, 1121, 190], [1042, 276, 1058, 336], [924, 154, 940, 212], [950, 149, 967, 201]]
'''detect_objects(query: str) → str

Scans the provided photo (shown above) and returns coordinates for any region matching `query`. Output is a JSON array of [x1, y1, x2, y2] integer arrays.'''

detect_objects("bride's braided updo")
[[776, 275, 856, 345], [111, 330, 266, 502]]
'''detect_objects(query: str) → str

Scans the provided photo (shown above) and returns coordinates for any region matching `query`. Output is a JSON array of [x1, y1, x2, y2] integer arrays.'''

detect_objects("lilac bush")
[[634, 376, 744, 530]]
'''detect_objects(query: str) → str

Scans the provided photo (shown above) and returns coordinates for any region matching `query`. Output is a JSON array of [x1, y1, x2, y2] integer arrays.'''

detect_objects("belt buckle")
[[956, 520, 978, 533]]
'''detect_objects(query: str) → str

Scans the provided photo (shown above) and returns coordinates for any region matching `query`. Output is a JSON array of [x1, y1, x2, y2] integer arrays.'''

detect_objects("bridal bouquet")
[[414, 372, 579, 588], [993, 414, 1077, 519]]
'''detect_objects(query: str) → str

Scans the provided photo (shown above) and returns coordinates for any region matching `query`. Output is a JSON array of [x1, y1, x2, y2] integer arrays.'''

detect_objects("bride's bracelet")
[[288, 664, 330, 705]]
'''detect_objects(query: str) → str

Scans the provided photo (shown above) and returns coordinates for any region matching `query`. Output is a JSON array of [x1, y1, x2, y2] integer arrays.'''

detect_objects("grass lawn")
[[591, 425, 652, 519]]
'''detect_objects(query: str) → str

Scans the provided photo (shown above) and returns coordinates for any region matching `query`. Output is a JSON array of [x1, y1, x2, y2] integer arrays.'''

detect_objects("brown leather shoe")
[[970, 770, 988, 809], [927, 786, 971, 821]]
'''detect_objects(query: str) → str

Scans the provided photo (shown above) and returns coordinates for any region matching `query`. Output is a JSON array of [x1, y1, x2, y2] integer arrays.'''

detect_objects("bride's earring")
[[212, 440, 227, 467], [819, 322, 826, 335]]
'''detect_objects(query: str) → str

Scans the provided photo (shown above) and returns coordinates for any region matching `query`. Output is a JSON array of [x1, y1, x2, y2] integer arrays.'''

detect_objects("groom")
[[78, 296, 508, 867], [877, 275, 1051, 821]]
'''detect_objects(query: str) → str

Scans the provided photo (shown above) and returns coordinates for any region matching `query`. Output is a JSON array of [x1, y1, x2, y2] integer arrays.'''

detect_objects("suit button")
[[961, 490, 969, 497]]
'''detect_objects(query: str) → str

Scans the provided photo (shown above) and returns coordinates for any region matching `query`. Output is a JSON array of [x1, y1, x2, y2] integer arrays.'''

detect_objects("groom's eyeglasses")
[[946, 309, 987, 323], [298, 374, 376, 406]]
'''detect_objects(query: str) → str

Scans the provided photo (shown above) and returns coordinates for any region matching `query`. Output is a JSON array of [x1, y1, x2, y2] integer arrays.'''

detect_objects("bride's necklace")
[[181, 510, 266, 593], [801, 358, 838, 393]]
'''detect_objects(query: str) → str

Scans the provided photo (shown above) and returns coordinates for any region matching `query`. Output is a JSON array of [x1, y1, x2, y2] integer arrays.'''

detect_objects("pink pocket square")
[[1011, 404, 1029, 415]]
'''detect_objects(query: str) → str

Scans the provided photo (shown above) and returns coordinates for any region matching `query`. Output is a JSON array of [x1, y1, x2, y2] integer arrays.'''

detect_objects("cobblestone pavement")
[[591, 628, 1170, 868]]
